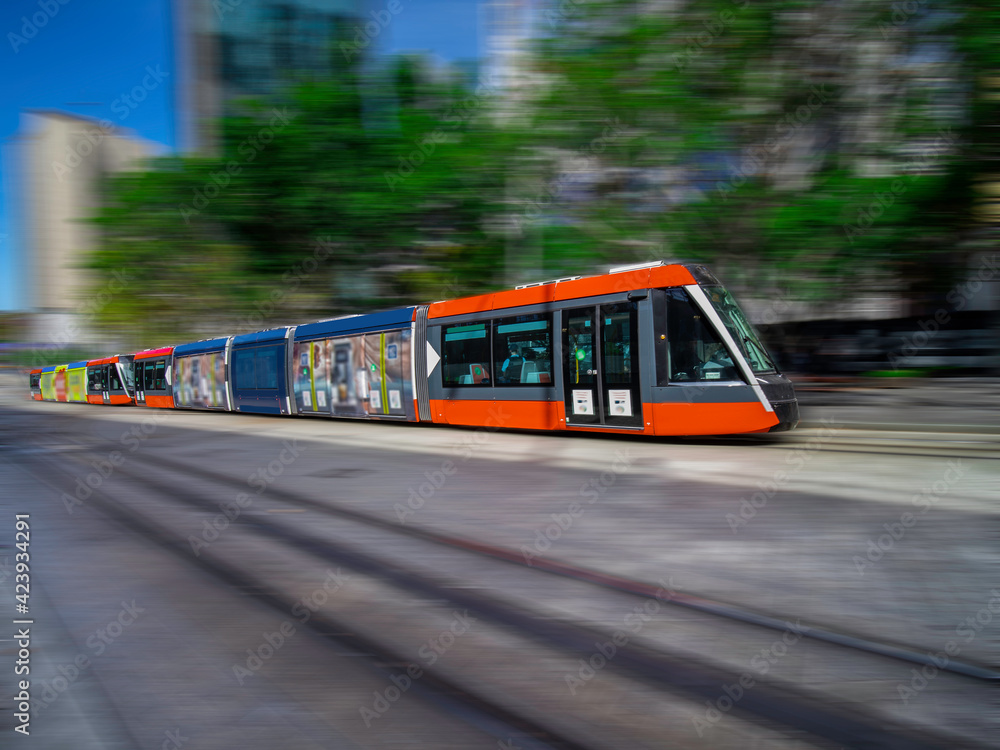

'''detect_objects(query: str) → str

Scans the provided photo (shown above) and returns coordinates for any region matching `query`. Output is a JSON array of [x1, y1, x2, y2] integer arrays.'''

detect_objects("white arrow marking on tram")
[[426, 341, 441, 375]]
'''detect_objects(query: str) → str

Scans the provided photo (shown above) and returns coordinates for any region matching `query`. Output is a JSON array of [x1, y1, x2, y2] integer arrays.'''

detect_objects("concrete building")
[[481, 0, 549, 122], [174, 0, 364, 154], [9, 110, 153, 344]]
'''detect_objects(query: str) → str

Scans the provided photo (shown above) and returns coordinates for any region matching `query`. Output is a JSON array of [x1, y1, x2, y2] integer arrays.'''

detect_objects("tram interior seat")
[[458, 364, 491, 384], [521, 362, 552, 384]]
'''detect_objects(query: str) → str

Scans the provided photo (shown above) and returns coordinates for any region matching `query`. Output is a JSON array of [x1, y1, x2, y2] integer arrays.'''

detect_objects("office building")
[[174, 0, 364, 154], [10, 110, 153, 343]]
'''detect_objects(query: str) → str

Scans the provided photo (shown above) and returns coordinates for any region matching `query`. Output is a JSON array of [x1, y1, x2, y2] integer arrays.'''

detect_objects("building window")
[[442, 322, 491, 387], [493, 314, 553, 386]]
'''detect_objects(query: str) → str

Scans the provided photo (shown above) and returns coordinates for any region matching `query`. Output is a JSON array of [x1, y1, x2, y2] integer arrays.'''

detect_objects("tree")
[[88, 59, 512, 345], [510, 0, 985, 311]]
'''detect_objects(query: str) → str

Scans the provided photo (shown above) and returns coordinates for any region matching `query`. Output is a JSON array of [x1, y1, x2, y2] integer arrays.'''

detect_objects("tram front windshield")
[[703, 287, 775, 373], [119, 356, 135, 396]]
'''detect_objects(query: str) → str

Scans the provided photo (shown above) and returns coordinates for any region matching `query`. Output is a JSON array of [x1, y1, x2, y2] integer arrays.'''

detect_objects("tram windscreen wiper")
[[742, 334, 774, 370]]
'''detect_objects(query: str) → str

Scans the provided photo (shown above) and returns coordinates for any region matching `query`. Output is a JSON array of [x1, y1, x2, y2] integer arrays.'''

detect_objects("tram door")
[[101, 366, 111, 404], [562, 302, 642, 428], [134, 362, 145, 404]]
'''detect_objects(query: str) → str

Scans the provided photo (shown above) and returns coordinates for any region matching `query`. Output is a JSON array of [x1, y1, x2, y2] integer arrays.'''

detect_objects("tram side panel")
[[38, 366, 57, 401], [426, 306, 563, 431], [290, 329, 415, 420], [172, 338, 230, 411], [39, 367, 55, 401], [426, 279, 675, 434], [230, 329, 290, 415], [65, 361, 89, 403], [291, 336, 334, 416], [87, 356, 135, 406], [37, 364, 85, 403], [173, 352, 228, 410], [364, 328, 413, 419], [133, 348, 174, 408], [54, 365, 67, 401], [290, 307, 417, 421], [427, 282, 669, 433], [293, 334, 368, 417]]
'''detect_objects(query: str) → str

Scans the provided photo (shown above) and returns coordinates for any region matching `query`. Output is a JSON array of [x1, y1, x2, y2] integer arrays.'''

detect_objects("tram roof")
[[293, 306, 416, 342], [173, 337, 230, 357], [427, 262, 701, 320]]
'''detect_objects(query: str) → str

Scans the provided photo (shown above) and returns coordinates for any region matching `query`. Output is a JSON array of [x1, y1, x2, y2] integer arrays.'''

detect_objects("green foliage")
[[89, 62, 511, 344], [87, 0, 997, 338], [7, 348, 98, 369], [517, 0, 992, 305]]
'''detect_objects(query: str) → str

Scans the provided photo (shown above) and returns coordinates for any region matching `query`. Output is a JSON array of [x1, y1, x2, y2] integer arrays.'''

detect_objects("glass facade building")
[[175, 0, 364, 153]]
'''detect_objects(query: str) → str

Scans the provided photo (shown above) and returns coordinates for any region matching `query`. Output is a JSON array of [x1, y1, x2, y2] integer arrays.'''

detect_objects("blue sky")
[[0, 0, 486, 310]]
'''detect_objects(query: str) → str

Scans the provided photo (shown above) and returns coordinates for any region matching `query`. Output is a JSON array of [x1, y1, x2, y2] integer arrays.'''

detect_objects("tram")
[[28, 262, 798, 435]]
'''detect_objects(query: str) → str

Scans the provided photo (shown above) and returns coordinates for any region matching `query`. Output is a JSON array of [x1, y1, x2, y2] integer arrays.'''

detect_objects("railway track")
[[5, 427, 997, 749], [8, 397, 1000, 461], [124, 447, 1000, 684], [762, 426, 1000, 461], [8, 449, 587, 750]]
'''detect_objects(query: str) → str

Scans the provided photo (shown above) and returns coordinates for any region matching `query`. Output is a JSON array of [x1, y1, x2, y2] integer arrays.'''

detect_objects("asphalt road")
[[0, 377, 997, 749]]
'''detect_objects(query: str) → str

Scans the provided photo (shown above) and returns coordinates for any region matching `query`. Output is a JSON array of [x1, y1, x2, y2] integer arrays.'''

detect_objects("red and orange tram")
[[27, 262, 798, 435]]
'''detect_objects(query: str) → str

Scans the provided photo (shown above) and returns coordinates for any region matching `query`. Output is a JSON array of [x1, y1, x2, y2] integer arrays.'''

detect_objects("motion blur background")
[[0, 0, 997, 374], [2, 4, 1000, 749]]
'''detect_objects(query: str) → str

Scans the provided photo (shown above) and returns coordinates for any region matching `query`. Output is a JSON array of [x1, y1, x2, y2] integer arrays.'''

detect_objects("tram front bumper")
[[768, 399, 800, 431]]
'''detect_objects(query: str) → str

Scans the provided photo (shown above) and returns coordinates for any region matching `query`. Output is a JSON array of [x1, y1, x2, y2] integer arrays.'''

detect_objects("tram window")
[[109, 367, 123, 391], [144, 362, 156, 391], [30, 373, 40, 388], [153, 361, 166, 391], [663, 289, 741, 383], [493, 314, 553, 386], [601, 302, 637, 386], [566, 311, 596, 386], [703, 286, 776, 373], [255, 347, 279, 389], [234, 349, 256, 390], [442, 322, 491, 387]]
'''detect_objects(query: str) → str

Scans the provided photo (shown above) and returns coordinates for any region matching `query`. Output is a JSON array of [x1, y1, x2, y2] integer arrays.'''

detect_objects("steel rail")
[[6, 451, 595, 750], [71, 452, 995, 750], [127, 447, 1000, 684]]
